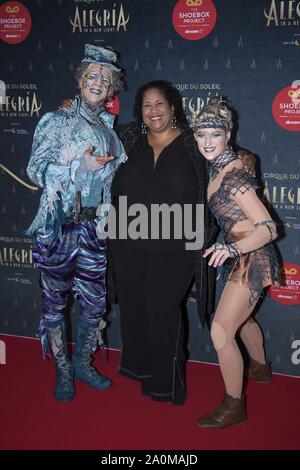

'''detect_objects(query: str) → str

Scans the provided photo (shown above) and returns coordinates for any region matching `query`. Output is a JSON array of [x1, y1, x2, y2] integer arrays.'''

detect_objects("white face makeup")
[[194, 127, 230, 161], [79, 64, 113, 107], [142, 88, 174, 133]]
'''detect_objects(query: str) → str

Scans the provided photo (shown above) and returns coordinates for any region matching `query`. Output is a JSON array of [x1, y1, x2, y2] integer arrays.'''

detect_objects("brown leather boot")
[[197, 393, 247, 429], [247, 358, 271, 383]]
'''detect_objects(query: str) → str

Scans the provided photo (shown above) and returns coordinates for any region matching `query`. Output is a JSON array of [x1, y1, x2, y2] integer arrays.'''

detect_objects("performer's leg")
[[239, 317, 271, 382], [198, 281, 258, 428], [110, 241, 151, 381], [72, 221, 111, 390], [211, 281, 258, 398], [144, 250, 194, 405], [35, 236, 74, 343], [33, 226, 76, 402], [239, 318, 266, 363]]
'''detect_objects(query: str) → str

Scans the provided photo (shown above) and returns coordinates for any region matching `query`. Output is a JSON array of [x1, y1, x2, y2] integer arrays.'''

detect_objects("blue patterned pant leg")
[[33, 224, 77, 354], [72, 220, 107, 327], [33, 220, 107, 354]]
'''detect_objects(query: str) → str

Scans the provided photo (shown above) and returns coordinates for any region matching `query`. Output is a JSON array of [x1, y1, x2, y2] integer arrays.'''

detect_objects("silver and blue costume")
[[26, 95, 127, 354]]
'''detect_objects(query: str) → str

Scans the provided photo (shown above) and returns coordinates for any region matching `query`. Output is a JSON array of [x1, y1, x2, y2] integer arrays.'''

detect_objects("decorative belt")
[[65, 207, 97, 224]]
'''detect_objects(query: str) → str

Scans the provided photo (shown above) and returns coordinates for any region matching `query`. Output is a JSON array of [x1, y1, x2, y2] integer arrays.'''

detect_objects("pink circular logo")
[[272, 82, 300, 132], [269, 262, 300, 305], [0, 1, 31, 44], [105, 96, 120, 116], [172, 0, 217, 41]]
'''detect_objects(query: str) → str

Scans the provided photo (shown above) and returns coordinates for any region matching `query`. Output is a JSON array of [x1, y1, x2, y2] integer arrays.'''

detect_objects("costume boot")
[[46, 320, 75, 402], [73, 317, 112, 390], [197, 393, 247, 429], [246, 358, 271, 383]]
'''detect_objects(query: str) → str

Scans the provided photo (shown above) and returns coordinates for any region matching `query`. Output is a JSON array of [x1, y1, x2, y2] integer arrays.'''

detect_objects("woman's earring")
[[141, 122, 147, 134], [171, 117, 177, 129]]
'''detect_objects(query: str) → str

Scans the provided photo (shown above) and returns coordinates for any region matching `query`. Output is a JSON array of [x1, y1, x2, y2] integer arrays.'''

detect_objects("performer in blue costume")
[[25, 44, 127, 402]]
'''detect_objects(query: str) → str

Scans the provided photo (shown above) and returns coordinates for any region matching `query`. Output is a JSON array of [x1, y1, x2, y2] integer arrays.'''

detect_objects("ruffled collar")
[[80, 96, 103, 120], [72, 95, 115, 129]]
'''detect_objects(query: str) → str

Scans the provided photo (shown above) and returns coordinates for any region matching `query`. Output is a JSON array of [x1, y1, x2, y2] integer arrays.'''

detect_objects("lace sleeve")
[[222, 167, 259, 199]]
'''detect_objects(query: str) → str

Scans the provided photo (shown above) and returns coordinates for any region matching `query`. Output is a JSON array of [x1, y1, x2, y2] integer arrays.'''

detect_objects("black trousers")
[[110, 242, 195, 404]]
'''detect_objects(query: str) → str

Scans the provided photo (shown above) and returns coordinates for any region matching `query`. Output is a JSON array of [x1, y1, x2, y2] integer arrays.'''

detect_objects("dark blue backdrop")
[[1, 0, 299, 376]]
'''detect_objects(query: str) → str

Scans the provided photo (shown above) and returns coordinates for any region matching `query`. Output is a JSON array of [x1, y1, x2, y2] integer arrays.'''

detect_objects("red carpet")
[[0, 334, 299, 450]]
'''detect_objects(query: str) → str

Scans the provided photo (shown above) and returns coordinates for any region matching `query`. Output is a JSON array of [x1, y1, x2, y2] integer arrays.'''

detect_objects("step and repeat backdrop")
[[0, 0, 299, 375]]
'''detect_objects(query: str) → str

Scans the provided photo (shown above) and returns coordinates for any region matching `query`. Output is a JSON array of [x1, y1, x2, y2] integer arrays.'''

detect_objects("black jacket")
[[110, 121, 218, 327]]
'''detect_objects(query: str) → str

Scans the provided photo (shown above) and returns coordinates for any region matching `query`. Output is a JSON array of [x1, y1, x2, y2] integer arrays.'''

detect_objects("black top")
[[111, 133, 198, 251], [109, 121, 218, 326]]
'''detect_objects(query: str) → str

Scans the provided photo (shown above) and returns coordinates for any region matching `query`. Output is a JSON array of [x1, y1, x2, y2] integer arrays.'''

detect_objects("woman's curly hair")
[[133, 80, 188, 125]]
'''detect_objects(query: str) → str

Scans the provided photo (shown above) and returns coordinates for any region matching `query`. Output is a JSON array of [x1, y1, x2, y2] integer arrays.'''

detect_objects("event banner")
[[0, 0, 299, 375]]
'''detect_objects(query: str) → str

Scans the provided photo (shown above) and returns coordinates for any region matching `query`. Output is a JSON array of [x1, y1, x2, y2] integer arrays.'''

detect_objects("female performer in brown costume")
[[193, 97, 281, 429]]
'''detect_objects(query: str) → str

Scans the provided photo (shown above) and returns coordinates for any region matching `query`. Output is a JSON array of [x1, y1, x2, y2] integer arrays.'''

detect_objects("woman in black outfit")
[[61, 81, 254, 405], [110, 81, 216, 405]]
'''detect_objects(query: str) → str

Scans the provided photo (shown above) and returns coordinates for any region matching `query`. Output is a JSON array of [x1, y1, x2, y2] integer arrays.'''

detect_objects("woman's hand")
[[59, 98, 73, 109], [238, 149, 256, 175], [203, 242, 241, 267]]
